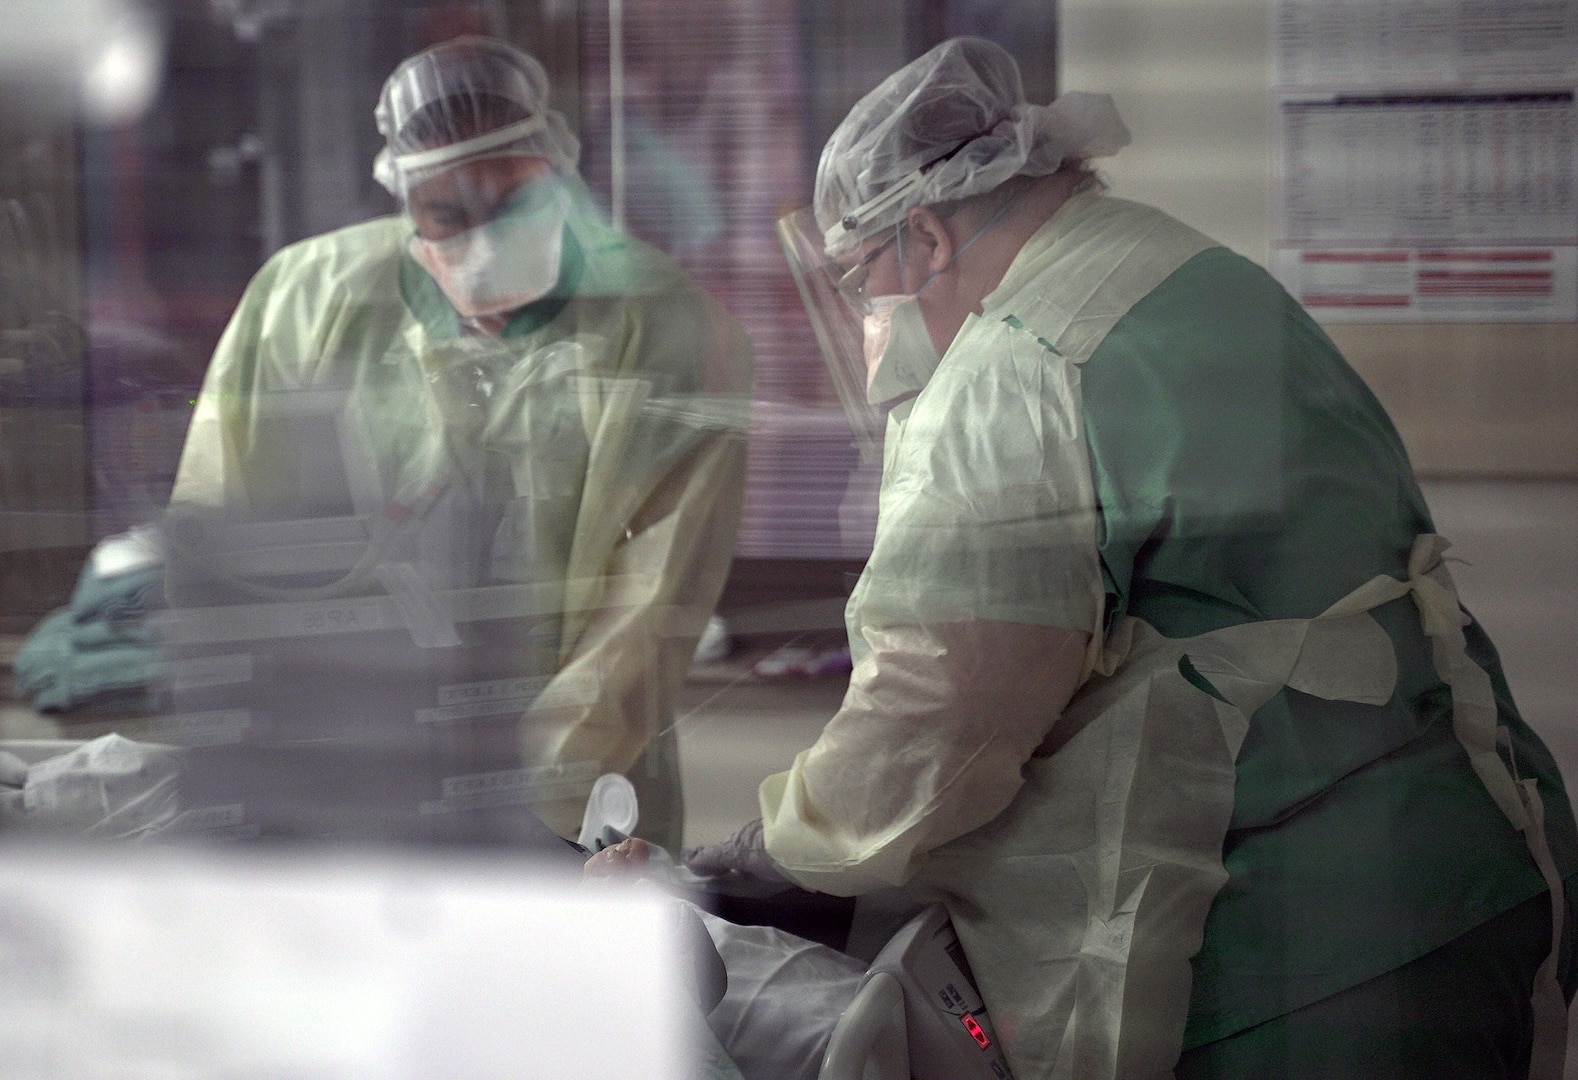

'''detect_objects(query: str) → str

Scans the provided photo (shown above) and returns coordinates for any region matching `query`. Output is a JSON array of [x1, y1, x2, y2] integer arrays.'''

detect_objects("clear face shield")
[[776, 206, 888, 462]]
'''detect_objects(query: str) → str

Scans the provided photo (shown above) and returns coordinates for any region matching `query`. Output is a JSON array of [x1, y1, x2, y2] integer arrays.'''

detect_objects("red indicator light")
[[961, 1012, 991, 1049]]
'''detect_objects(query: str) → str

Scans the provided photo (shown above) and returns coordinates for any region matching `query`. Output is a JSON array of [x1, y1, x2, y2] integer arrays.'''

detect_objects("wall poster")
[[1272, 0, 1578, 322]]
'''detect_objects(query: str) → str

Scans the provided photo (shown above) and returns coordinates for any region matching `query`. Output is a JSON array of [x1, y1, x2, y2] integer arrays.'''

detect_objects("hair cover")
[[374, 36, 580, 198], [814, 37, 1129, 256]]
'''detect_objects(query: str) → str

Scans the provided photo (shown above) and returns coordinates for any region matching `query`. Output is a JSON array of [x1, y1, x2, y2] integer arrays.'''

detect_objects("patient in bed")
[[587, 837, 867, 1080]]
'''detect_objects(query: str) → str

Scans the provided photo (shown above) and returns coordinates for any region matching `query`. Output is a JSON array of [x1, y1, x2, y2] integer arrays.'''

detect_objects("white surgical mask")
[[410, 180, 570, 319], [862, 294, 906, 388], [856, 190, 1025, 405], [863, 293, 941, 405]]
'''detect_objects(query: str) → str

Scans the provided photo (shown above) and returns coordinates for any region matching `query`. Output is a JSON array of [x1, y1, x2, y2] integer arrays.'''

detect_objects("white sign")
[[1280, 92, 1577, 246], [1277, 0, 1578, 89], [1270, 245, 1578, 321], [1273, 0, 1578, 321]]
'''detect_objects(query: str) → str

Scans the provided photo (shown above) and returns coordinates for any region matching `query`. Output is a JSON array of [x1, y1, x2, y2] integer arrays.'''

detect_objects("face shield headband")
[[392, 115, 547, 178], [821, 138, 973, 257]]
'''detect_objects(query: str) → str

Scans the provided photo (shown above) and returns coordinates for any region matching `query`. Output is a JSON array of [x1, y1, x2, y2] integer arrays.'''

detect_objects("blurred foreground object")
[[0, 0, 164, 126], [0, 842, 699, 1078]]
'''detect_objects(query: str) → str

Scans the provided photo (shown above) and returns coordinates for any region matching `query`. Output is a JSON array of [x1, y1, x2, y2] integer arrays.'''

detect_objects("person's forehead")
[[411, 154, 551, 206]]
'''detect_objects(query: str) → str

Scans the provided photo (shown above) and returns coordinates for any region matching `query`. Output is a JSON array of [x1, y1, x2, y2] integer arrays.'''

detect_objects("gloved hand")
[[683, 818, 787, 883]]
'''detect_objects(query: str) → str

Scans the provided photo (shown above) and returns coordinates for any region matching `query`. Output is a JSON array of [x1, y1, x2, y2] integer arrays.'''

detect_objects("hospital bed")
[[817, 903, 1013, 1080], [4, 394, 1013, 1078], [3, 735, 1014, 1080], [695, 867, 1014, 1080], [579, 771, 1015, 1080]]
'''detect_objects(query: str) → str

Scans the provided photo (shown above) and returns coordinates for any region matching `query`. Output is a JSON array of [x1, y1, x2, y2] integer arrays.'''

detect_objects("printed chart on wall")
[[1270, 0, 1578, 322]]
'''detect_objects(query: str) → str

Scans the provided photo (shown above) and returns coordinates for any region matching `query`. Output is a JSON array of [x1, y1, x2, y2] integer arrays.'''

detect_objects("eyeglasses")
[[835, 228, 903, 314]]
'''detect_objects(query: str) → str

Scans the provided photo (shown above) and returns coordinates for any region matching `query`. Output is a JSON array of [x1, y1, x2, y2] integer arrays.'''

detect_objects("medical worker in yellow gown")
[[693, 37, 1577, 1080], [172, 37, 751, 851]]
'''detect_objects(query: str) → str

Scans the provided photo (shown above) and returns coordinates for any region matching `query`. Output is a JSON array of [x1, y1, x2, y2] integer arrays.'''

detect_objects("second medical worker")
[[694, 37, 1578, 1080], [171, 37, 751, 851]]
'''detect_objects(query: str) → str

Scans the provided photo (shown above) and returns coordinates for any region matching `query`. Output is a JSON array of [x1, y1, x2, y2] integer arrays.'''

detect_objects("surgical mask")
[[860, 223, 945, 405], [862, 295, 906, 387], [409, 179, 570, 318], [863, 294, 941, 405]]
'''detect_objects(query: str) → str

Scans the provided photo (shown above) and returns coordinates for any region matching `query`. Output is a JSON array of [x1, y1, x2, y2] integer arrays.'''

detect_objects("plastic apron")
[[909, 534, 1566, 1080], [906, 197, 1567, 1079]]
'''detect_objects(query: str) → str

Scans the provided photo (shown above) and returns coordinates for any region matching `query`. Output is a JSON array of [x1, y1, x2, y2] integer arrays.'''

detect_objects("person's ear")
[[905, 207, 953, 276]]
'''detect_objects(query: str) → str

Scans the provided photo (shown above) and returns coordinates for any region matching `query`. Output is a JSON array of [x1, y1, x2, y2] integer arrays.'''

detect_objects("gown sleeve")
[[759, 316, 1102, 892]]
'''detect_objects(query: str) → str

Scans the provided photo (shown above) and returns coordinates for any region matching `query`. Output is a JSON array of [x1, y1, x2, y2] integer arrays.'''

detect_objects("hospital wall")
[[1058, 0, 1578, 478]]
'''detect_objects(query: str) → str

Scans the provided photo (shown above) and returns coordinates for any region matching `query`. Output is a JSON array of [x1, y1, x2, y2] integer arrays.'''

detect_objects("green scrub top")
[[1077, 246, 1578, 1046]]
